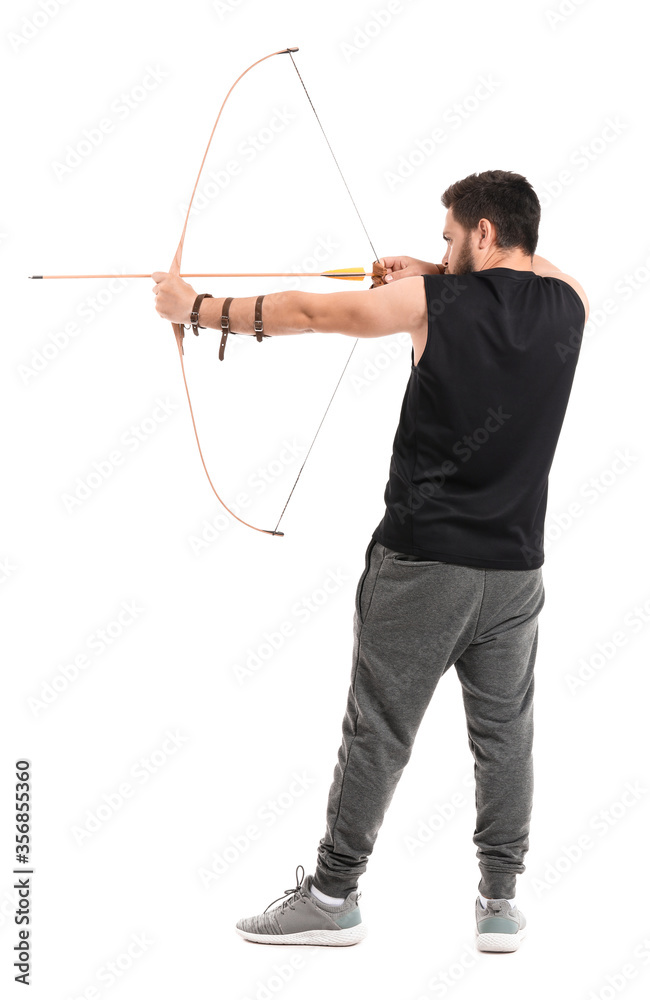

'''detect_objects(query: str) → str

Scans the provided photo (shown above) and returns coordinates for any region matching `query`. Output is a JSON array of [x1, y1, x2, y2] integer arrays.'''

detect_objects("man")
[[153, 170, 588, 951]]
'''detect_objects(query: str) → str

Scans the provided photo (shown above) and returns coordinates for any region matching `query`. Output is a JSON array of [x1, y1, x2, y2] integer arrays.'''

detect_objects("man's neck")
[[477, 251, 533, 272]]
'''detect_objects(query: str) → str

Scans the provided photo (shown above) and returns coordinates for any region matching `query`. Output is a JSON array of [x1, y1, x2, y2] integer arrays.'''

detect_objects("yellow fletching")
[[321, 267, 367, 281]]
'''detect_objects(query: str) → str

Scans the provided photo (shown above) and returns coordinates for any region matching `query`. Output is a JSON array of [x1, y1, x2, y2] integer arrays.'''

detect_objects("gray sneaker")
[[475, 896, 527, 952], [236, 865, 367, 946]]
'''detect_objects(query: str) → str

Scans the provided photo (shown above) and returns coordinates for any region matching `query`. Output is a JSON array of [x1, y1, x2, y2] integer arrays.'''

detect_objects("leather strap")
[[371, 260, 388, 287], [190, 292, 213, 336], [218, 295, 270, 358], [219, 296, 234, 361], [254, 294, 268, 341]]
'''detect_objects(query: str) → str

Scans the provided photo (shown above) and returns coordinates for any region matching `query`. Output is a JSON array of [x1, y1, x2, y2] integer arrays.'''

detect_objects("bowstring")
[[288, 54, 379, 262], [273, 53, 379, 534]]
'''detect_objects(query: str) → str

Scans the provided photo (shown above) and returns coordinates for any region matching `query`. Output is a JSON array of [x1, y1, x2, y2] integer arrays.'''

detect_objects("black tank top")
[[372, 268, 585, 569]]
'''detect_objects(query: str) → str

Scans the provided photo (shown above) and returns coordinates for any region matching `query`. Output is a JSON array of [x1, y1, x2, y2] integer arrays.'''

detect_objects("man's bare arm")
[[195, 276, 427, 339], [532, 255, 589, 321]]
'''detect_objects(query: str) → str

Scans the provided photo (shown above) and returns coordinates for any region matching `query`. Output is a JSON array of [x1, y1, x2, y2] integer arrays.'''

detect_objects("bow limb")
[[173, 325, 283, 536], [170, 47, 297, 281], [170, 48, 298, 537]]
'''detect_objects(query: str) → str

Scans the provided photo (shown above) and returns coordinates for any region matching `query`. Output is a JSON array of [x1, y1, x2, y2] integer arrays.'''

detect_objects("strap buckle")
[[190, 292, 213, 336]]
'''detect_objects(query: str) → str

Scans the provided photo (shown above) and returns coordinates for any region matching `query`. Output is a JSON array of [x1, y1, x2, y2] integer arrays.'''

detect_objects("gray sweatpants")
[[314, 539, 545, 901]]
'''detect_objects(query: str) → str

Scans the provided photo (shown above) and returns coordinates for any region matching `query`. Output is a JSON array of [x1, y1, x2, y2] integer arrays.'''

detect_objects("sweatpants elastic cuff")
[[312, 870, 359, 898], [478, 876, 517, 900]]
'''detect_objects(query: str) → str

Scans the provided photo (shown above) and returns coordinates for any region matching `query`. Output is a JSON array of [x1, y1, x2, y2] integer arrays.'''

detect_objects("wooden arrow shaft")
[[29, 269, 370, 281]]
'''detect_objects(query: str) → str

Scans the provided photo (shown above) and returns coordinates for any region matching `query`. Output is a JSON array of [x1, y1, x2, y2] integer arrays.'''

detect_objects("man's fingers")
[[375, 256, 415, 282], [151, 271, 169, 284], [385, 266, 416, 283]]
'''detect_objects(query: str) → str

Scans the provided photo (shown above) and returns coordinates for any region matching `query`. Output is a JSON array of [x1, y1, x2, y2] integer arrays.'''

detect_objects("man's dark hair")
[[441, 170, 540, 257]]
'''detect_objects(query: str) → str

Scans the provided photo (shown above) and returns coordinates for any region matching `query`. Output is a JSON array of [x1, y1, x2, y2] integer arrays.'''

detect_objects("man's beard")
[[452, 231, 476, 275]]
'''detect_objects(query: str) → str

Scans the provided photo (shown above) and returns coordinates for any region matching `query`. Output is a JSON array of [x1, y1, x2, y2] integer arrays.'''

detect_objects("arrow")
[[28, 267, 370, 281]]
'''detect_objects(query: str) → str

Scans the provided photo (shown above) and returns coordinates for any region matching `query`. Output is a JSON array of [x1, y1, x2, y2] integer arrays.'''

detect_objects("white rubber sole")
[[236, 923, 368, 947], [475, 925, 526, 952]]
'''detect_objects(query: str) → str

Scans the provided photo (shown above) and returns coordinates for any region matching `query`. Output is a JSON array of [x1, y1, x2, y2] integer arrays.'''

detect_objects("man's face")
[[441, 207, 476, 275]]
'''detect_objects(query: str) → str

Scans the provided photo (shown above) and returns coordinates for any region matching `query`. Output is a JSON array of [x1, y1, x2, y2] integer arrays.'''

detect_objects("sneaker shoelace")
[[264, 864, 307, 914]]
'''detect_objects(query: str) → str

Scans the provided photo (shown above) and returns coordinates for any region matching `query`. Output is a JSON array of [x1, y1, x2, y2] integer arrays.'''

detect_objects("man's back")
[[372, 268, 586, 569]]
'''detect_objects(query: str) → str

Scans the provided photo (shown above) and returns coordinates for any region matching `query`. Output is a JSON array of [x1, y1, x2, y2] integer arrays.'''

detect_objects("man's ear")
[[477, 219, 491, 247]]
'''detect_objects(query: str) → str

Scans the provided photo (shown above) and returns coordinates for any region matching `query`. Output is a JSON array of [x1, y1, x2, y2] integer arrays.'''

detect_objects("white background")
[[3, 0, 649, 997]]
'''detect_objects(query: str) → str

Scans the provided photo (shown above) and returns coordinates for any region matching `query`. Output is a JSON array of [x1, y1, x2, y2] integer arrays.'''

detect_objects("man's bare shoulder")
[[532, 255, 589, 321], [542, 272, 589, 322]]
